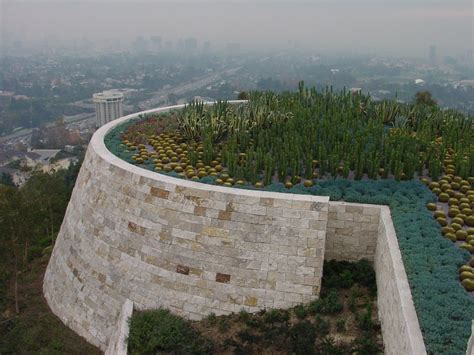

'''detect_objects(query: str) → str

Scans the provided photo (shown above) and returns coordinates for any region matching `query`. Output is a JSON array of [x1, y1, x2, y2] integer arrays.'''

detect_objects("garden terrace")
[[44, 88, 474, 355], [127, 260, 383, 355], [107, 86, 474, 294]]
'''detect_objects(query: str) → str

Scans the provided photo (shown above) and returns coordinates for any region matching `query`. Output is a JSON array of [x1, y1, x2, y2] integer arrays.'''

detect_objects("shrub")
[[237, 329, 260, 344], [322, 259, 376, 292], [263, 309, 290, 324], [314, 315, 330, 336], [308, 289, 343, 315], [205, 312, 217, 326], [351, 334, 382, 355], [288, 320, 316, 355], [356, 304, 375, 332], [348, 286, 363, 313], [318, 336, 347, 355], [261, 322, 290, 346], [217, 317, 230, 333], [335, 319, 346, 332], [127, 309, 212, 354], [293, 304, 308, 319], [238, 309, 250, 323]]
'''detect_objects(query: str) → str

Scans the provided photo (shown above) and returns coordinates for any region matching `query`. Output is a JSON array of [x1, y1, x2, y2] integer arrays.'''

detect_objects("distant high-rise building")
[[226, 42, 241, 53], [176, 38, 184, 51], [93, 90, 124, 128], [132, 36, 148, 53], [429, 45, 437, 63], [203, 41, 211, 52], [466, 49, 473, 68], [151, 36, 162, 51], [184, 38, 198, 52]]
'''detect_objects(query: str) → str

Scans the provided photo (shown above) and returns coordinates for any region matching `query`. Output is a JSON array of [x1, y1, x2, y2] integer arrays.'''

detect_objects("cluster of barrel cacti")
[[424, 153, 474, 291]]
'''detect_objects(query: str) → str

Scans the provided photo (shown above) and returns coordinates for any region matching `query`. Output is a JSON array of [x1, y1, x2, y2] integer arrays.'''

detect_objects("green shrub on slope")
[[127, 309, 213, 355]]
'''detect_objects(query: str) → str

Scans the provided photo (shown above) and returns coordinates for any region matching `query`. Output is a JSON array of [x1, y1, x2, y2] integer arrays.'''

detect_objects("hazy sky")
[[1, 0, 472, 56]]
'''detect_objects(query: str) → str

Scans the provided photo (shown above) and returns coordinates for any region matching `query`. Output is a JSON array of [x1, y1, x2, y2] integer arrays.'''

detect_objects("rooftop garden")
[[105, 83, 474, 354]]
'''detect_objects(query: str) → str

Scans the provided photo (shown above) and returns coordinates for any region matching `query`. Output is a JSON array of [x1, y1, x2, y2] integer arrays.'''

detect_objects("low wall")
[[325, 202, 426, 354], [374, 206, 427, 355], [325, 202, 379, 261], [43, 104, 330, 350]]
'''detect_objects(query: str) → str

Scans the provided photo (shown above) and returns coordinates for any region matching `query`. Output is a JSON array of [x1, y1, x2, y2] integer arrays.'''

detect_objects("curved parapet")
[[43, 104, 330, 350]]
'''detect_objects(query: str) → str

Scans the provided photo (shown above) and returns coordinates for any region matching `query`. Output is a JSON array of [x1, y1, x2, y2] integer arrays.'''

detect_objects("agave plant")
[[392, 115, 409, 129]]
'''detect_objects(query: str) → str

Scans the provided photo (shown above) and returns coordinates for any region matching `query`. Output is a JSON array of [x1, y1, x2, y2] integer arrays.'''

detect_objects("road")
[[1, 65, 241, 146], [0, 113, 95, 145], [138, 66, 241, 109]]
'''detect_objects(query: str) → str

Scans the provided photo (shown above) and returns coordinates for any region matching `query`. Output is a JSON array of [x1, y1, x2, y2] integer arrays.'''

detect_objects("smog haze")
[[1, 0, 472, 56]]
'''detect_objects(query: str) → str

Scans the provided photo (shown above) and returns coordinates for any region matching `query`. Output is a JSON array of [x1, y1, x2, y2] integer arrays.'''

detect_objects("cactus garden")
[[113, 83, 473, 186], [107, 83, 473, 289], [105, 84, 474, 354]]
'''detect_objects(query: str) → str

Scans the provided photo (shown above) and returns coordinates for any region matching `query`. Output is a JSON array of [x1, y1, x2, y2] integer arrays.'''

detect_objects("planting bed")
[[128, 260, 383, 355], [106, 85, 474, 292], [103, 87, 474, 354]]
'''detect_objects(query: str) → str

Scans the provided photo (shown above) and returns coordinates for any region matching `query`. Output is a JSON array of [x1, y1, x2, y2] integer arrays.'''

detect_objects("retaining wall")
[[374, 206, 427, 354], [324, 202, 426, 353], [325, 202, 379, 261], [43, 104, 427, 354], [43, 104, 330, 350]]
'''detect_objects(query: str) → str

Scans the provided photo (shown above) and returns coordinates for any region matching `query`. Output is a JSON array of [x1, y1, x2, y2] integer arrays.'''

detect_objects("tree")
[[414, 91, 437, 107], [0, 172, 15, 187], [237, 91, 249, 100], [167, 93, 178, 105], [22, 172, 70, 245], [0, 185, 27, 314], [0, 162, 82, 315]]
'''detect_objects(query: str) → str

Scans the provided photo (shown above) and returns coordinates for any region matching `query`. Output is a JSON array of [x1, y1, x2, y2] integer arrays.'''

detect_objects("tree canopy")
[[414, 91, 437, 107]]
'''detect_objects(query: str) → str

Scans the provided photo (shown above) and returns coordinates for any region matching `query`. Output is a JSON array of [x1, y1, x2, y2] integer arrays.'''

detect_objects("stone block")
[[150, 187, 169, 199], [216, 273, 231, 283]]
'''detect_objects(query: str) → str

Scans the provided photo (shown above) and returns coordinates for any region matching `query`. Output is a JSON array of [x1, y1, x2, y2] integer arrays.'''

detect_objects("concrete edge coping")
[[379, 205, 427, 355], [467, 321, 474, 355], [90, 101, 329, 204], [329, 201, 382, 209]]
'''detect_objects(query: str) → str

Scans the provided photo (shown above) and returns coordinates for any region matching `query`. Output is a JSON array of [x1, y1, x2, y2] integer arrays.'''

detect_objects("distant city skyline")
[[1, 0, 472, 57]]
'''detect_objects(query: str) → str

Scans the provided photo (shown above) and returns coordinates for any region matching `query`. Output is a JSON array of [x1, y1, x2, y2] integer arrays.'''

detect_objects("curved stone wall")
[[43, 104, 330, 350]]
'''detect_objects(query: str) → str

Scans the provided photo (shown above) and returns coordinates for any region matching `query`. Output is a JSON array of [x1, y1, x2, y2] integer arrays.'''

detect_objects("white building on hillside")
[[93, 90, 124, 128]]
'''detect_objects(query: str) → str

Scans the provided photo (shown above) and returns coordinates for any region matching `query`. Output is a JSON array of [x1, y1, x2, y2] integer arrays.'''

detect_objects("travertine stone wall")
[[374, 206, 427, 355], [325, 202, 380, 261], [44, 104, 427, 354], [325, 202, 426, 354], [43, 104, 330, 351], [105, 299, 133, 355]]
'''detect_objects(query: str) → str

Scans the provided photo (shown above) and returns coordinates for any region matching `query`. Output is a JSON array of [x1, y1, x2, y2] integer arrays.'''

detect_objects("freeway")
[[1, 65, 242, 145], [138, 66, 241, 110], [0, 112, 95, 145]]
